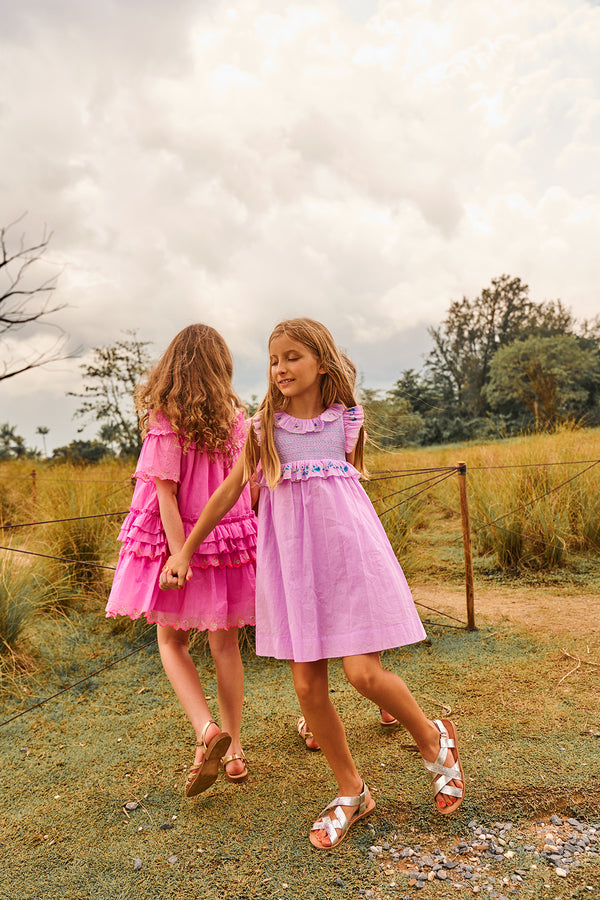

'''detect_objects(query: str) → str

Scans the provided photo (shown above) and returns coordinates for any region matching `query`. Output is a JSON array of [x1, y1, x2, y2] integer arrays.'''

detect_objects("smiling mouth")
[[278, 379, 294, 387]]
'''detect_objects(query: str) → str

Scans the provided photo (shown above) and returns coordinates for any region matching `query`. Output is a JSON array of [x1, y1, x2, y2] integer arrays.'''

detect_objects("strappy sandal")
[[379, 708, 399, 727], [422, 719, 465, 815], [297, 716, 321, 751], [185, 720, 231, 798], [309, 781, 376, 850], [221, 752, 249, 784]]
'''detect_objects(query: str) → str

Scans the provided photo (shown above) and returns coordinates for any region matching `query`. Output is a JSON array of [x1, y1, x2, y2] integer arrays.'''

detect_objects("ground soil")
[[412, 583, 600, 650]]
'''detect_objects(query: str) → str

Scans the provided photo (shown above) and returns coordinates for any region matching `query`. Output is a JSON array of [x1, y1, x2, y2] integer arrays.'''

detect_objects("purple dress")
[[254, 404, 426, 662], [105, 410, 256, 631]]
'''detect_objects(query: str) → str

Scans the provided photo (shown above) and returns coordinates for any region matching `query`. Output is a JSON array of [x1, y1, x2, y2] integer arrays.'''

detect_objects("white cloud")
[[1, 0, 599, 449]]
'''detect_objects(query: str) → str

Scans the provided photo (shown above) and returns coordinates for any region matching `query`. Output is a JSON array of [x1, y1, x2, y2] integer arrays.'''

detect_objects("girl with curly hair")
[[106, 324, 256, 796]]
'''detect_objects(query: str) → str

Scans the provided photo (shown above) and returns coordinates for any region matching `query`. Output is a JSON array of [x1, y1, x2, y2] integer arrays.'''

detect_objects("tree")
[[0, 423, 30, 460], [485, 334, 600, 425], [361, 387, 424, 448], [51, 439, 112, 464], [36, 425, 50, 457], [426, 275, 573, 419], [0, 215, 71, 383], [69, 331, 153, 457]]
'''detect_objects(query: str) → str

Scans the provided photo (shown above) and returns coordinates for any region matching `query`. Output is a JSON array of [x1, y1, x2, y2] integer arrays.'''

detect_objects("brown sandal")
[[222, 752, 249, 784], [185, 720, 231, 798], [379, 708, 399, 727]]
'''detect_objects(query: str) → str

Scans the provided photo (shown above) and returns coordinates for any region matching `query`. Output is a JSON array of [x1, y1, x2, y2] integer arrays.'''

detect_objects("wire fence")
[[1, 457, 599, 726]]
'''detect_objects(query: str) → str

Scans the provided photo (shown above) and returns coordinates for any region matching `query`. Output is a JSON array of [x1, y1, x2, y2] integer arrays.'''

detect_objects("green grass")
[[1, 435, 599, 897], [1, 601, 599, 899]]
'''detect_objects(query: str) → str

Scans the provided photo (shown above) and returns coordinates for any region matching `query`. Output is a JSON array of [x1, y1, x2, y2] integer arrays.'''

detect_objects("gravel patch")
[[364, 815, 599, 896]]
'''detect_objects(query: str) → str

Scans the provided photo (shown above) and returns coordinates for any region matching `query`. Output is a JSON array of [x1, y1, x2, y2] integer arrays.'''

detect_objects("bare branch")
[[0, 214, 72, 383]]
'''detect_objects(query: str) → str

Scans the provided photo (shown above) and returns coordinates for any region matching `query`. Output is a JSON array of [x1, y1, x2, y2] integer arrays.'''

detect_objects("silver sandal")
[[309, 781, 375, 850], [422, 719, 464, 814]]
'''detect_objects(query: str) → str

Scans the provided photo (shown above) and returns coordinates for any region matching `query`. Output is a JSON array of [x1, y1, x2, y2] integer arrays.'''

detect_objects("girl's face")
[[269, 334, 325, 404]]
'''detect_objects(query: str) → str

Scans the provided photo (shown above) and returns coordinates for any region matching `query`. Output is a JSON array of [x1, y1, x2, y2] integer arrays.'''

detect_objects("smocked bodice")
[[253, 403, 363, 483]]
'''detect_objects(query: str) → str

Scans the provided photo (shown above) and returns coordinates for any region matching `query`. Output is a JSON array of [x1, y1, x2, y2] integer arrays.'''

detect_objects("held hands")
[[159, 551, 192, 590]]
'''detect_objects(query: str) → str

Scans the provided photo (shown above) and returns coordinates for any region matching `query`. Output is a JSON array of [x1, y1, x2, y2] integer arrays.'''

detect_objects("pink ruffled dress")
[[253, 404, 426, 662], [105, 410, 256, 631]]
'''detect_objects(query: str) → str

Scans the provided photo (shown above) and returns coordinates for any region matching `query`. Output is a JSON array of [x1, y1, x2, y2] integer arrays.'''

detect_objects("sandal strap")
[[221, 753, 246, 765], [311, 782, 368, 846], [297, 716, 313, 740], [422, 720, 462, 798], [199, 719, 217, 750]]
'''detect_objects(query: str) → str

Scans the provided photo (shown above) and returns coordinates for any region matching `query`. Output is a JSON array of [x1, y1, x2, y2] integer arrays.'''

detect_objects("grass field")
[[1, 429, 599, 898]]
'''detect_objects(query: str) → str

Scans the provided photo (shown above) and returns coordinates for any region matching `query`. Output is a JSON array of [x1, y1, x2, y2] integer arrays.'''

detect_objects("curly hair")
[[244, 317, 365, 487], [135, 324, 243, 460]]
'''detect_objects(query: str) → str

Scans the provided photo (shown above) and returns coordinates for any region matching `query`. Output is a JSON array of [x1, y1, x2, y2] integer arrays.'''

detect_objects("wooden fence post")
[[456, 461, 476, 630], [31, 468, 37, 505]]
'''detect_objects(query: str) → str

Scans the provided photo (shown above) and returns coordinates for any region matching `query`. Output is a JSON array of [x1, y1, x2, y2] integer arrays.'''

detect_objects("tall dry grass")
[[367, 424, 600, 572]]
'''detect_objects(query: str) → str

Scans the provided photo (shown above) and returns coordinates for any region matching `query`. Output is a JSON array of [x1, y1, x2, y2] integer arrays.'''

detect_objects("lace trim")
[[106, 607, 256, 632], [255, 458, 361, 485]]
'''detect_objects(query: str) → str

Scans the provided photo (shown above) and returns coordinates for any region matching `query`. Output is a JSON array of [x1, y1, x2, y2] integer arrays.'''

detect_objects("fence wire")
[[1, 456, 599, 725]]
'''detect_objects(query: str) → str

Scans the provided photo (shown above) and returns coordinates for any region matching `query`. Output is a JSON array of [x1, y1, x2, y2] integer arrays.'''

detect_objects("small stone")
[[427, 872, 435, 881], [334, 877, 344, 887], [168, 855, 178, 865], [369, 845, 383, 854], [383, 842, 390, 851], [504, 850, 514, 859], [436, 870, 448, 881], [421, 856, 435, 867], [555, 867, 568, 877], [444, 861, 459, 869], [160, 822, 174, 830], [550, 814, 562, 826], [133, 858, 142, 872], [124, 801, 139, 811], [400, 847, 414, 858]]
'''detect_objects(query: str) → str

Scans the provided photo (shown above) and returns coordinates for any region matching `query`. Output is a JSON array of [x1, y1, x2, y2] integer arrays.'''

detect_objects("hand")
[[159, 552, 192, 590]]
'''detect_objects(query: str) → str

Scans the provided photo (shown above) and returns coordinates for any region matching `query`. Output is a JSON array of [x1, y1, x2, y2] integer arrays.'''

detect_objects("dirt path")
[[412, 582, 600, 651]]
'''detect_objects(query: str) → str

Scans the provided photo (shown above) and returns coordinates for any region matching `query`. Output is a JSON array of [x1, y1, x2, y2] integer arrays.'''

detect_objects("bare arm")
[[159, 453, 249, 590], [155, 478, 185, 554]]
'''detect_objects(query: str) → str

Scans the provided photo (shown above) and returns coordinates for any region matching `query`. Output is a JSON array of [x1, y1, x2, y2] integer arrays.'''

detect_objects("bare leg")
[[157, 624, 221, 766], [342, 652, 463, 811], [290, 659, 371, 847], [208, 627, 246, 778]]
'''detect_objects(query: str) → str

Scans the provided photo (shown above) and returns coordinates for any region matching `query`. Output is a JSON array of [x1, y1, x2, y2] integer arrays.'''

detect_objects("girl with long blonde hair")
[[161, 318, 464, 846]]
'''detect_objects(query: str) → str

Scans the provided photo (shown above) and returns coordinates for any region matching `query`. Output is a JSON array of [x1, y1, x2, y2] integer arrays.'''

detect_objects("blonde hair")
[[136, 324, 242, 460], [244, 317, 365, 487]]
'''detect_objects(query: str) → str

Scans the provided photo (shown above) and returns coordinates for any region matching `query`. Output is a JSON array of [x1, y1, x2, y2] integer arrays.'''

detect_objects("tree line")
[[363, 275, 600, 448], [1, 217, 599, 460]]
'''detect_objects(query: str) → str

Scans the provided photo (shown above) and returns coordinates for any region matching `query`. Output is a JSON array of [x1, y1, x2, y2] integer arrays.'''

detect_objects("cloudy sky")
[[1, 0, 599, 452]]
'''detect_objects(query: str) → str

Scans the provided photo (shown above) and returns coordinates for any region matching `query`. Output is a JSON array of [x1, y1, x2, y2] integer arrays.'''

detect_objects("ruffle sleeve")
[[343, 405, 364, 453], [133, 419, 183, 484]]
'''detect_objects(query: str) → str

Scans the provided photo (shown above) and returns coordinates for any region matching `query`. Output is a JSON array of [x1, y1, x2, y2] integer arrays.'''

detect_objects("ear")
[[318, 361, 327, 375]]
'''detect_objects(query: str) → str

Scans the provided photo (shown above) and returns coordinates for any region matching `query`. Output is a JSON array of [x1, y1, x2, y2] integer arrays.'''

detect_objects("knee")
[[209, 628, 241, 661], [294, 673, 324, 708], [157, 625, 189, 650], [343, 660, 378, 697]]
